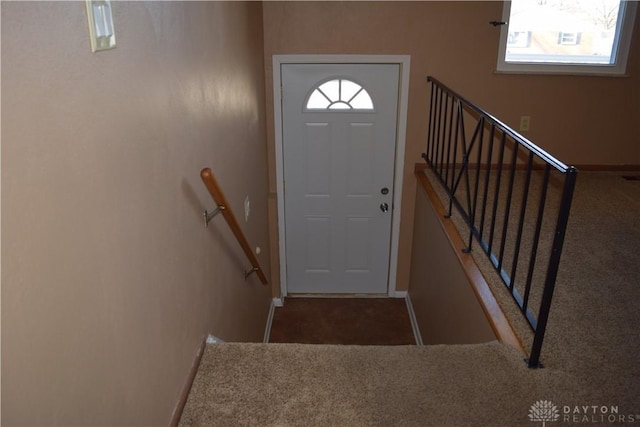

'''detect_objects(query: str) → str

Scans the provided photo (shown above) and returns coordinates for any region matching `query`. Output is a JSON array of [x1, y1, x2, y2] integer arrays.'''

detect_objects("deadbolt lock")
[[381, 187, 389, 195]]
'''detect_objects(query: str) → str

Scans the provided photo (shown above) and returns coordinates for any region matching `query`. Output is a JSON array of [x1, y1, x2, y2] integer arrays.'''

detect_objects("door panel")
[[282, 63, 399, 294], [304, 123, 331, 195]]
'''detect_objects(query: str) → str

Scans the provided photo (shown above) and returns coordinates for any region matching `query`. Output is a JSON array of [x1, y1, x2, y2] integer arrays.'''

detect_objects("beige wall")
[[1, 2, 271, 425], [262, 1, 640, 292], [408, 179, 496, 345]]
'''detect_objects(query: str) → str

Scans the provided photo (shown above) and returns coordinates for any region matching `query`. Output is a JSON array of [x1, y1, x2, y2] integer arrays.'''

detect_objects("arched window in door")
[[305, 78, 374, 111]]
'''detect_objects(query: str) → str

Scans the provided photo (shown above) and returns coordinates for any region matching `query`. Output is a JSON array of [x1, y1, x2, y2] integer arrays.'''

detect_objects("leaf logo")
[[529, 400, 560, 426]]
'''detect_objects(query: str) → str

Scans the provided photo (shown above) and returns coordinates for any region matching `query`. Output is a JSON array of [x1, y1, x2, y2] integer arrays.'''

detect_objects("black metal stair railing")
[[423, 76, 577, 368]]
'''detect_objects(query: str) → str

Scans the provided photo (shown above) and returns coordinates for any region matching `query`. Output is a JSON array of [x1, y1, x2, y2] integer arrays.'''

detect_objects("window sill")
[[493, 67, 630, 78]]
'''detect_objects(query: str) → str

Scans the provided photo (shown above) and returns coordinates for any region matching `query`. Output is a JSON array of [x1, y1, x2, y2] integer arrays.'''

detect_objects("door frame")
[[273, 54, 411, 298]]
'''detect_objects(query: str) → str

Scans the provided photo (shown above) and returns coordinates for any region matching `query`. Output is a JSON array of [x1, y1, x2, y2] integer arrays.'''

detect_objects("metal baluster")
[[523, 163, 551, 312], [509, 152, 534, 302], [488, 131, 506, 257], [444, 93, 455, 189], [466, 117, 485, 252], [426, 81, 435, 163], [438, 93, 450, 179], [479, 124, 496, 245], [497, 138, 519, 286], [528, 167, 578, 368], [433, 86, 442, 166], [447, 100, 462, 218]]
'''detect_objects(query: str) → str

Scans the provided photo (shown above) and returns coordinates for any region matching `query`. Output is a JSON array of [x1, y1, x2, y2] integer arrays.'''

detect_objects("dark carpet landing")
[[268, 297, 416, 345]]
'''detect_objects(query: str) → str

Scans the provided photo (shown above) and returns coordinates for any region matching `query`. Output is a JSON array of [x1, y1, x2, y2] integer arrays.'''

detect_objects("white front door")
[[281, 63, 400, 294]]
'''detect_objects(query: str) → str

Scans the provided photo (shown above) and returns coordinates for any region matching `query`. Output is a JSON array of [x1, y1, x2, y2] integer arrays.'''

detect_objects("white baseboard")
[[405, 293, 423, 346], [263, 298, 281, 343], [394, 291, 408, 298]]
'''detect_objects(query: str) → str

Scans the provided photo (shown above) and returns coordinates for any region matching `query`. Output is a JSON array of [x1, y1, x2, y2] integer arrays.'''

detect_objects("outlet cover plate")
[[86, 0, 116, 52], [244, 196, 250, 222]]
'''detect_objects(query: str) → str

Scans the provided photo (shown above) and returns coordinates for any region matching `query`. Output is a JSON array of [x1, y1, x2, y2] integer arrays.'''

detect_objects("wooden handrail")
[[200, 168, 268, 285]]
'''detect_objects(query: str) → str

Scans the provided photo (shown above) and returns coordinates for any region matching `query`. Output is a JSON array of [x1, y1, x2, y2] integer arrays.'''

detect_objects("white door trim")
[[273, 54, 411, 298]]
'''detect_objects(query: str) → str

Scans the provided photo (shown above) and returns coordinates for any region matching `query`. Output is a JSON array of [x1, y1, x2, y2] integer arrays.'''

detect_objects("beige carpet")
[[180, 342, 552, 426], [180, 172, 640, 425]]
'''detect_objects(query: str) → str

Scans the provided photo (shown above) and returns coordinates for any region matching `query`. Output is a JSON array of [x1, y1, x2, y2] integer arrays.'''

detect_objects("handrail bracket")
[[244, 267, 259, 280], [204, 205, 226, 228]]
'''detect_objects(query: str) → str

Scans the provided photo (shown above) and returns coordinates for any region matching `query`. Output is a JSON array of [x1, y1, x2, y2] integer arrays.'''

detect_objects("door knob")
[[380, 202, 389, 213]]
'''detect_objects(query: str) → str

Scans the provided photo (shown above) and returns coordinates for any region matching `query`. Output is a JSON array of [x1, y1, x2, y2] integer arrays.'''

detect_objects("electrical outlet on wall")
[[520, 116, 531, 132], [85, 0, 116, 52], [244, 196, 250, 222]]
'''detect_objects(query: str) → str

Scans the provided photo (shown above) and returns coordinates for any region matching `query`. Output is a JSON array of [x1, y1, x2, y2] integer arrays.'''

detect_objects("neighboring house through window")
[[508, 31, 531, 47], [558, 31, 581, 45], [497, 0, 637, 75]]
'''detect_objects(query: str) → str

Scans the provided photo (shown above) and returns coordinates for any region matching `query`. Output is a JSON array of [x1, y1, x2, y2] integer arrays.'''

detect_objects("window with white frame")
[[497, 0, 637, 75]]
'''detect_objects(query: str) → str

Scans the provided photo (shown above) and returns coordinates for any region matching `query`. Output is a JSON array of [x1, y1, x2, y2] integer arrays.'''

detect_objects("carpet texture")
[[180, 172, 640, 425], [180, 342, 548, 426]]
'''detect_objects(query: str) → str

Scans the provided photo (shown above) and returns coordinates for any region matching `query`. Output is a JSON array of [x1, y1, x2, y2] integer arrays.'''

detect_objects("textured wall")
[[408, 178, 497, 345], [1, 2, 271, 425], [262, 1, 640, 292]]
